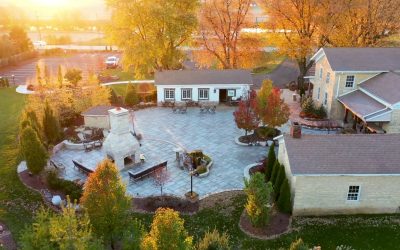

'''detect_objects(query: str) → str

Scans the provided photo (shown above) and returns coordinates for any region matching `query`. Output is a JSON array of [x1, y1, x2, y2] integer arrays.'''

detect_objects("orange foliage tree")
[[260, 88, 290, 129], [233, 90, 259, 136], [80, 159, 131, 249]]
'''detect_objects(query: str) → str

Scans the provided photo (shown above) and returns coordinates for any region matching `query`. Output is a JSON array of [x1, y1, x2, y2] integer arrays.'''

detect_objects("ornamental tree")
[[260, 87, 290, 129], [80, 159, 131, 249], [141, 208, 193, 250], [64, 68, 82, 87], [20, 126, 48, 175], [277, 178, 292, 214], [43, 102, 62, 145], [266, 146, 276, 181], [233, 90, 259, 136], [152, 167, 170, 197], [125, 84, 140, 107], [244, 172, 273, 227], [274, 164, 286, 200], [270, 161, 280, 187]]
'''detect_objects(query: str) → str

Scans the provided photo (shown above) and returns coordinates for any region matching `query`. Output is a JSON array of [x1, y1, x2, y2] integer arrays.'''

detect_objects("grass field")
[[133, 194, 400, 250], [0, 88, 42, 238]]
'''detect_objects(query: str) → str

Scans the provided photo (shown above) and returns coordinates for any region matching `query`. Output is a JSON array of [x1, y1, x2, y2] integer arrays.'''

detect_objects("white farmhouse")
[[154, 69, 253, 105], [276, 127, 400, 216]]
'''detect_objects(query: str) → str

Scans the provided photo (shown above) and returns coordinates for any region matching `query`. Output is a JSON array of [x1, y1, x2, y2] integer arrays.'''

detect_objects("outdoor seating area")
[[128, 161, 168, 182], [199, 104, 216, 114], [72, 160, 93, 175]]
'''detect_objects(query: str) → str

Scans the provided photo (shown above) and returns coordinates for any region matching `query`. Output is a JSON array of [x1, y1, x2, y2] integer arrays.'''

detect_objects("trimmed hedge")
[[46, 171, 83, 202]]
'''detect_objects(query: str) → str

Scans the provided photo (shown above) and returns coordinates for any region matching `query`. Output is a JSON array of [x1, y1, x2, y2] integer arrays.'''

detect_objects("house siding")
[[156, 84, 250, 105], [383, 109, 400, 133], [83, 116, 110, 129], [292, 175, 400, 216]]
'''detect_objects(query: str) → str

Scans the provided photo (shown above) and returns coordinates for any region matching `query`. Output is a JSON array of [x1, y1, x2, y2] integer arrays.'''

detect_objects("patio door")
[[219, 89, 227, 102]]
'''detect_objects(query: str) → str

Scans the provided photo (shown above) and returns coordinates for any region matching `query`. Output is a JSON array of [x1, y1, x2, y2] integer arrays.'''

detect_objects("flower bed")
[[238, 127, 281, 144]]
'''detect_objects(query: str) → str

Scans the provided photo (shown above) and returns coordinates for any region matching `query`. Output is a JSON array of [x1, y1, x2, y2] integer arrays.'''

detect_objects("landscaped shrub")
[[43, 102, 62, 145], [274, 164, 286, 200], [256, 126, 276, 140], [46, 171, 83, 201], [197, 229, 230, 250], [277, 177, 292, 214], [20, 126, 48, 175], [196, 165, 207, 175], [244, 172, 273, 228], [270, 161, 280, 187], [289, 238, 309, 250], [266, 146, 276, 181], [301, 97, 327, 119], [125, 84, 140, 107]]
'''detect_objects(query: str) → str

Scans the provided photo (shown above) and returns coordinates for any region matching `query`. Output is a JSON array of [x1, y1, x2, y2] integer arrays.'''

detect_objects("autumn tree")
[[198, 0, 263, 69], [20, 201, 102, 250], [328, 0, 400, 46], [43, 101, 62, 145], [121, 218, 145, 250], [260, 0, 342, 91], [9, 26, 32, 52], [106, 0, 198, 78], [244, 172, 273, 227], [64, 68, 82, 87], [141, 208, 193, 250], [20, 126, 48, 175], [80, 159, 131, 249], [262, 88, 290, 128], [233, 90, 259, 136], [197, 229, 230, 250]]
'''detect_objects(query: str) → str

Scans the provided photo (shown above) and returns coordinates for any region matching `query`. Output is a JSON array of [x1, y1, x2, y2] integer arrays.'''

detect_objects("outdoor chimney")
[[290, 122, 302, 139], [103, 107, 140, 170]]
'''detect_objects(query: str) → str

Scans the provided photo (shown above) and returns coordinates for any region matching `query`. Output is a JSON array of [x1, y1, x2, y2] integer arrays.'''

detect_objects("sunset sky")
[[0, 0, 109, 20]]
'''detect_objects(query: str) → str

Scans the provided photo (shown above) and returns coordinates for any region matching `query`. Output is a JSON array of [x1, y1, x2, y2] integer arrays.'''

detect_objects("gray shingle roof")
[[360, 72, 400, 105], [323, 48, 400, 72], [155, 69, 253, 85], [337, 90, 386, 118], [283, 134, 400, 175], [82, 105, 115, 116]]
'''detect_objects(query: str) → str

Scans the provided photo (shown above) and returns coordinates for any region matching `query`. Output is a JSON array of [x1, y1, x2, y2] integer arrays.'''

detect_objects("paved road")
[[252, 59, 300, 89], [0, 52, 118, 85]]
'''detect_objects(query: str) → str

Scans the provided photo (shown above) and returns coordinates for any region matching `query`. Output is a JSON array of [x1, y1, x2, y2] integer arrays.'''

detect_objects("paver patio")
[[53, 106, 267, 198]]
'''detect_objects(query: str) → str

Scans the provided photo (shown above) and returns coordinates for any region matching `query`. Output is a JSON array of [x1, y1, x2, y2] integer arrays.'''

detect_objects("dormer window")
[[326, 72, 330, 84], [345, 75, 355, 88]]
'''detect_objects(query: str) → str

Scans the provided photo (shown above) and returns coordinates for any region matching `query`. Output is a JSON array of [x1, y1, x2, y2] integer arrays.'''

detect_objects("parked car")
[[105, 56, 119, 69]]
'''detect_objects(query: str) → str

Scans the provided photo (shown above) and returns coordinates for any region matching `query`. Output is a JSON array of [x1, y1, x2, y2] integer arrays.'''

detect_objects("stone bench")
[[128, 161, 167, 182]]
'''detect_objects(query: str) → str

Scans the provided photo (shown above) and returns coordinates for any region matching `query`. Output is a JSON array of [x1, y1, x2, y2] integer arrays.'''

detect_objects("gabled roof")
[[82, 105, 115, 116], [283, 134, 400, 175], [360, 72, 400, 105], [313, 48, 400, 72], [337, 90, 386, 119], [155, 69, 253, 85]]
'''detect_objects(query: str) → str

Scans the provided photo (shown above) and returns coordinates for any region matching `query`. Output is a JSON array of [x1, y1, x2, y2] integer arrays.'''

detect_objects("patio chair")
[[199, 106, 206, 113], [209, 106, 216, 114], [172, 107, 179, 113], [180, 106, 187, 114]]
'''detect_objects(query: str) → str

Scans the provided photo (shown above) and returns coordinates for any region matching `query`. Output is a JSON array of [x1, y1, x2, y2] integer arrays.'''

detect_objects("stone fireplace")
[[103, 107, 140, 170]]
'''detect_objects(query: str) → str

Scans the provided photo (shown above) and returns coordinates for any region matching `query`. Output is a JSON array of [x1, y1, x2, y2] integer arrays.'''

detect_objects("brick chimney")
[[290, 122, 302, 139]]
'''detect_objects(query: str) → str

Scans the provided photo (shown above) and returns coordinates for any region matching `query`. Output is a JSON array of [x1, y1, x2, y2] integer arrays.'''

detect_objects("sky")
[[0, 0, 109, 20]]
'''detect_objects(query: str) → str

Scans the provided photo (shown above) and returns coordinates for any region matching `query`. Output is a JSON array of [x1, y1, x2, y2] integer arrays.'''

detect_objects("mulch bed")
[[249, 164, 265, 175], [239, 208, 291, 239], [239, 128, 281, 144], [133, 196, 199, 214], [0, 222, 17, 250], [19, 170, 66, 200]]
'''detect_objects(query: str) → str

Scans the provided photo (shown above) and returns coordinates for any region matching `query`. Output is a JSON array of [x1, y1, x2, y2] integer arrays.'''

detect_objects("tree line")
[[107, 0, 400, 85]]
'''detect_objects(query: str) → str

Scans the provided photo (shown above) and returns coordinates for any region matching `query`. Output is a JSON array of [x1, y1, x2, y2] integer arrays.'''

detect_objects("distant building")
[[81, 105, 115, 129], [276, 127, 400, 216], [308, 48, 400, 133], [154, 69, 253, 105]]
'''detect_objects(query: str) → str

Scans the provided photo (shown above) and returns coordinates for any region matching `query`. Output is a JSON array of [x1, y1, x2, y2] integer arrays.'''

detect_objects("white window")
[[319, 68, 323, 79], [181, 88, 192, 100], [347, 185, 360, 201], [164, 88, 175, 100], [317, 88, 320, 100], [198, 88, 209, 100], [324, 92, 328, 105], [326, 72, 330, 84], [345, 75, 355, 88]]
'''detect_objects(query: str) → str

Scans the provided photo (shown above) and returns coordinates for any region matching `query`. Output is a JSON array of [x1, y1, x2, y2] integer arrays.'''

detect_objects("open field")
[[0, 88, 42, 237]]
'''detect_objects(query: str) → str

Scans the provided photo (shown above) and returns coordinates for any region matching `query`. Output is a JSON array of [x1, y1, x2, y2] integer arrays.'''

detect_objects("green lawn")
[[132, 194, 400, 250], [252, 52, 286, 75], [0, 88, 42, 237]]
